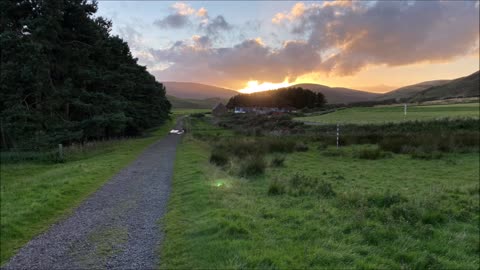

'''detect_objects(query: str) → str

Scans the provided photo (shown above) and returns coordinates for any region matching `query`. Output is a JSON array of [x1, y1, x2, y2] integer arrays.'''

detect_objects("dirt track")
[[4, 120, 183, 270]]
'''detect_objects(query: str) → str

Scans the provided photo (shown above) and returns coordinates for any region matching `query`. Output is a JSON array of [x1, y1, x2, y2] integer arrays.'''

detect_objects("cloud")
[[203, 15, 232, 36], [153, 2, 205, 29], [153, 2, 231, 39], [148, 1, 478, 88], [279, 1, 479, 75], [154, 14, 190, 29], [196, 7, 208, 17], [192, 35, 211, 48], [150, 38, 321, 87], [172, 2, 195, 15], [272, 2, 307, 24]]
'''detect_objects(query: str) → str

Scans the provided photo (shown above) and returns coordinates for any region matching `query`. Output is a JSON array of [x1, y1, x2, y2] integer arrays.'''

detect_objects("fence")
[[0, 137, 133, 164]]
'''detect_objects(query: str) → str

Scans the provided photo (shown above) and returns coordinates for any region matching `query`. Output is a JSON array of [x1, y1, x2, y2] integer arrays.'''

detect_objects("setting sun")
[[238, 80, 292, 93]]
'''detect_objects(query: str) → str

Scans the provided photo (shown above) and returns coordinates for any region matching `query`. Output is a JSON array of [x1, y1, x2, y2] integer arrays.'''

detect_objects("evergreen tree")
[[0, 0, 171, 149], [226, 87, 326, 109]]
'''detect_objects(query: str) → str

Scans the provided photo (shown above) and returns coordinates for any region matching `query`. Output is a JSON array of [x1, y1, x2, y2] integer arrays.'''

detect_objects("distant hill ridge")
[[410, 71, 479, 102], [377, 80, 451, 101], [167, 95, 226, 109], [164, 71, 480, 108], [291, 83, 380, 104], [163, 82, 238, 100]]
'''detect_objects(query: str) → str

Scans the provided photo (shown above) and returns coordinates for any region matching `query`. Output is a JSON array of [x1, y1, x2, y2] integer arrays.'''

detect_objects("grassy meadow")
[[295, 103, 479, 124], [160, 115, 479, 269], [0, 119, 175, 265]]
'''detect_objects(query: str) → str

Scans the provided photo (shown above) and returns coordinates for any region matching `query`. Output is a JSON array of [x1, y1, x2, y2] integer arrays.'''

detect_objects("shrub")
[[239, 156, 266, 177], [288, 174, 336, 197], [209, 149, 229, 166], [367, 191, 407, 208], [266, 139, 296, 153], [353, 147, 391, 160], [270, 155, 285, 167], [267, 179, 286, 195], [379, 136, 408, 153], [216, 139, 265, 158], [321, 147, 347, 157], [294, 142, 309, 152], [191, 113, 205, 118], [410, 147, 443, 160]]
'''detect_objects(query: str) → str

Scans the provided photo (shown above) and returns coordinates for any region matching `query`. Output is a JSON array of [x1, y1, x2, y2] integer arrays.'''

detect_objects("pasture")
[[160, 116, 479, 269], [295, 103, 479, 124]]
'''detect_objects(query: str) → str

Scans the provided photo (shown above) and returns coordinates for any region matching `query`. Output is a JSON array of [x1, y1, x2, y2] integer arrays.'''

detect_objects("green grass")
[[160, 134, 479, 268], [172, 108, 210, 116], [0, 119, 176, 265], [295, 103, 479, 124]]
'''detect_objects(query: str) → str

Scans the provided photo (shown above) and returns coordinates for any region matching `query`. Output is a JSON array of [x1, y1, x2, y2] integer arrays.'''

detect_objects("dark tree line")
[[226, 87, 326, 109], [1, 0, 171, 149]]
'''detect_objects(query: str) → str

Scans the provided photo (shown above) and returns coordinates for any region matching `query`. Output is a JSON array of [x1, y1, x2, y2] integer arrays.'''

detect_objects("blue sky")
[[96, 1, 479, 92]]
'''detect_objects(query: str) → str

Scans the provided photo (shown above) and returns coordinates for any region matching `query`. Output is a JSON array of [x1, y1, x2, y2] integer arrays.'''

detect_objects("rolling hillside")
[[291, 83, 380, 104], [377, 80, 450, 101], [167, 95, 226, 109], [411, 71, 479, 102], [163, 82, 238, 99]]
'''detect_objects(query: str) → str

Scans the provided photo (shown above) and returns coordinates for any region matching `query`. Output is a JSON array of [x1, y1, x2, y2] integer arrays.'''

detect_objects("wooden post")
[[336, 123, 340, 149]]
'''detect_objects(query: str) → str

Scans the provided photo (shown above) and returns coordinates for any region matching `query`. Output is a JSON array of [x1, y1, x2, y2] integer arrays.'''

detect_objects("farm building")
[[212, 103, 228, 116]]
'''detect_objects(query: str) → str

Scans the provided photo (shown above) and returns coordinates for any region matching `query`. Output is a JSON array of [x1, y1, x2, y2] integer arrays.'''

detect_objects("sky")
[[97, 0, 480, 93]]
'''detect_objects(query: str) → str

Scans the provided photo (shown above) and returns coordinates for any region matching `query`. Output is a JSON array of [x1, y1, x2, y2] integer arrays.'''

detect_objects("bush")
[[353, 147, 391, 160], [321, 147, 347, 157], [191, 113, 205, 118], [288, 174, 336, 197], [215, 139, 265, 158], [239, 156, 266, 177], [267, 179, 286, 195], [379, 136, 408, 153], [294, 142, 309, 152], [410, 147, 443, 160], [210, 149, 229, 166], [266, 139, 296, 153], [270, 155, 285, 167], [367, 191, 407, 208]]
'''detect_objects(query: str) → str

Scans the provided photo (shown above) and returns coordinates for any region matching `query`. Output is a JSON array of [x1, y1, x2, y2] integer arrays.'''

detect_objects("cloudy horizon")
[[97, 0, 480, 93]]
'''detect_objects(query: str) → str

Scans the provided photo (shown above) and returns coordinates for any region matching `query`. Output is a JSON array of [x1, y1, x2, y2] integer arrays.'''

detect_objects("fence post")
[[58, 144, 64, 161], [336, 123, 340, 149]]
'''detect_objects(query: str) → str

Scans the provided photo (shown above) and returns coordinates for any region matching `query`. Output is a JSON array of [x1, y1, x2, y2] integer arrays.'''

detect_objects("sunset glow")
[[238, 80, 293, 93], [97, 1, 479, 93]]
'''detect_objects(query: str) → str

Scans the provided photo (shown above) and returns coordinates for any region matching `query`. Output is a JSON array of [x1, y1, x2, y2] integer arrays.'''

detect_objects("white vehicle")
[[169, 129, 185, 135]]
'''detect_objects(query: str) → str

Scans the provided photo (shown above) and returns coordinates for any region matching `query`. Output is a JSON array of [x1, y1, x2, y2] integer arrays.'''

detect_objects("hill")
[[377, 80, 450, 101], [291, 83, 380, 104], [411, 71, 479, 102], [163, 82, 238, 99], [167, 95, 226, 109]]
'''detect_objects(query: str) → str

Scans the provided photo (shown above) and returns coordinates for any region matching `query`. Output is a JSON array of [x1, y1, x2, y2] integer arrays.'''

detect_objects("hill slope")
[[163, 82, 238, 99], [291, 83, 380, 104], [411, 71, 480, 102], [377, 80, 450, 101], [167, 95, 226, 109]]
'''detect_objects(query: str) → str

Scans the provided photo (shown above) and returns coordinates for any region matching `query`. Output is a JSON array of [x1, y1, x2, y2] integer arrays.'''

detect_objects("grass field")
[[160, 118, 479, 269], [172, 108, 210, 116], [0, 119, 175, 265], [295, 103, 479, 124]]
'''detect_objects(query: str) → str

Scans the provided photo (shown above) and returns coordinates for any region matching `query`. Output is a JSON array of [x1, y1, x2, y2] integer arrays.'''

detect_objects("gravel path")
[[4, 120, 184, 270]]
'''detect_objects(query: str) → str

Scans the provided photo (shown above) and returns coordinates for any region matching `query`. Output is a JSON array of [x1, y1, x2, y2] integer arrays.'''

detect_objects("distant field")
[[295, 103, 479, 124], [172, 108, 210, 116]]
